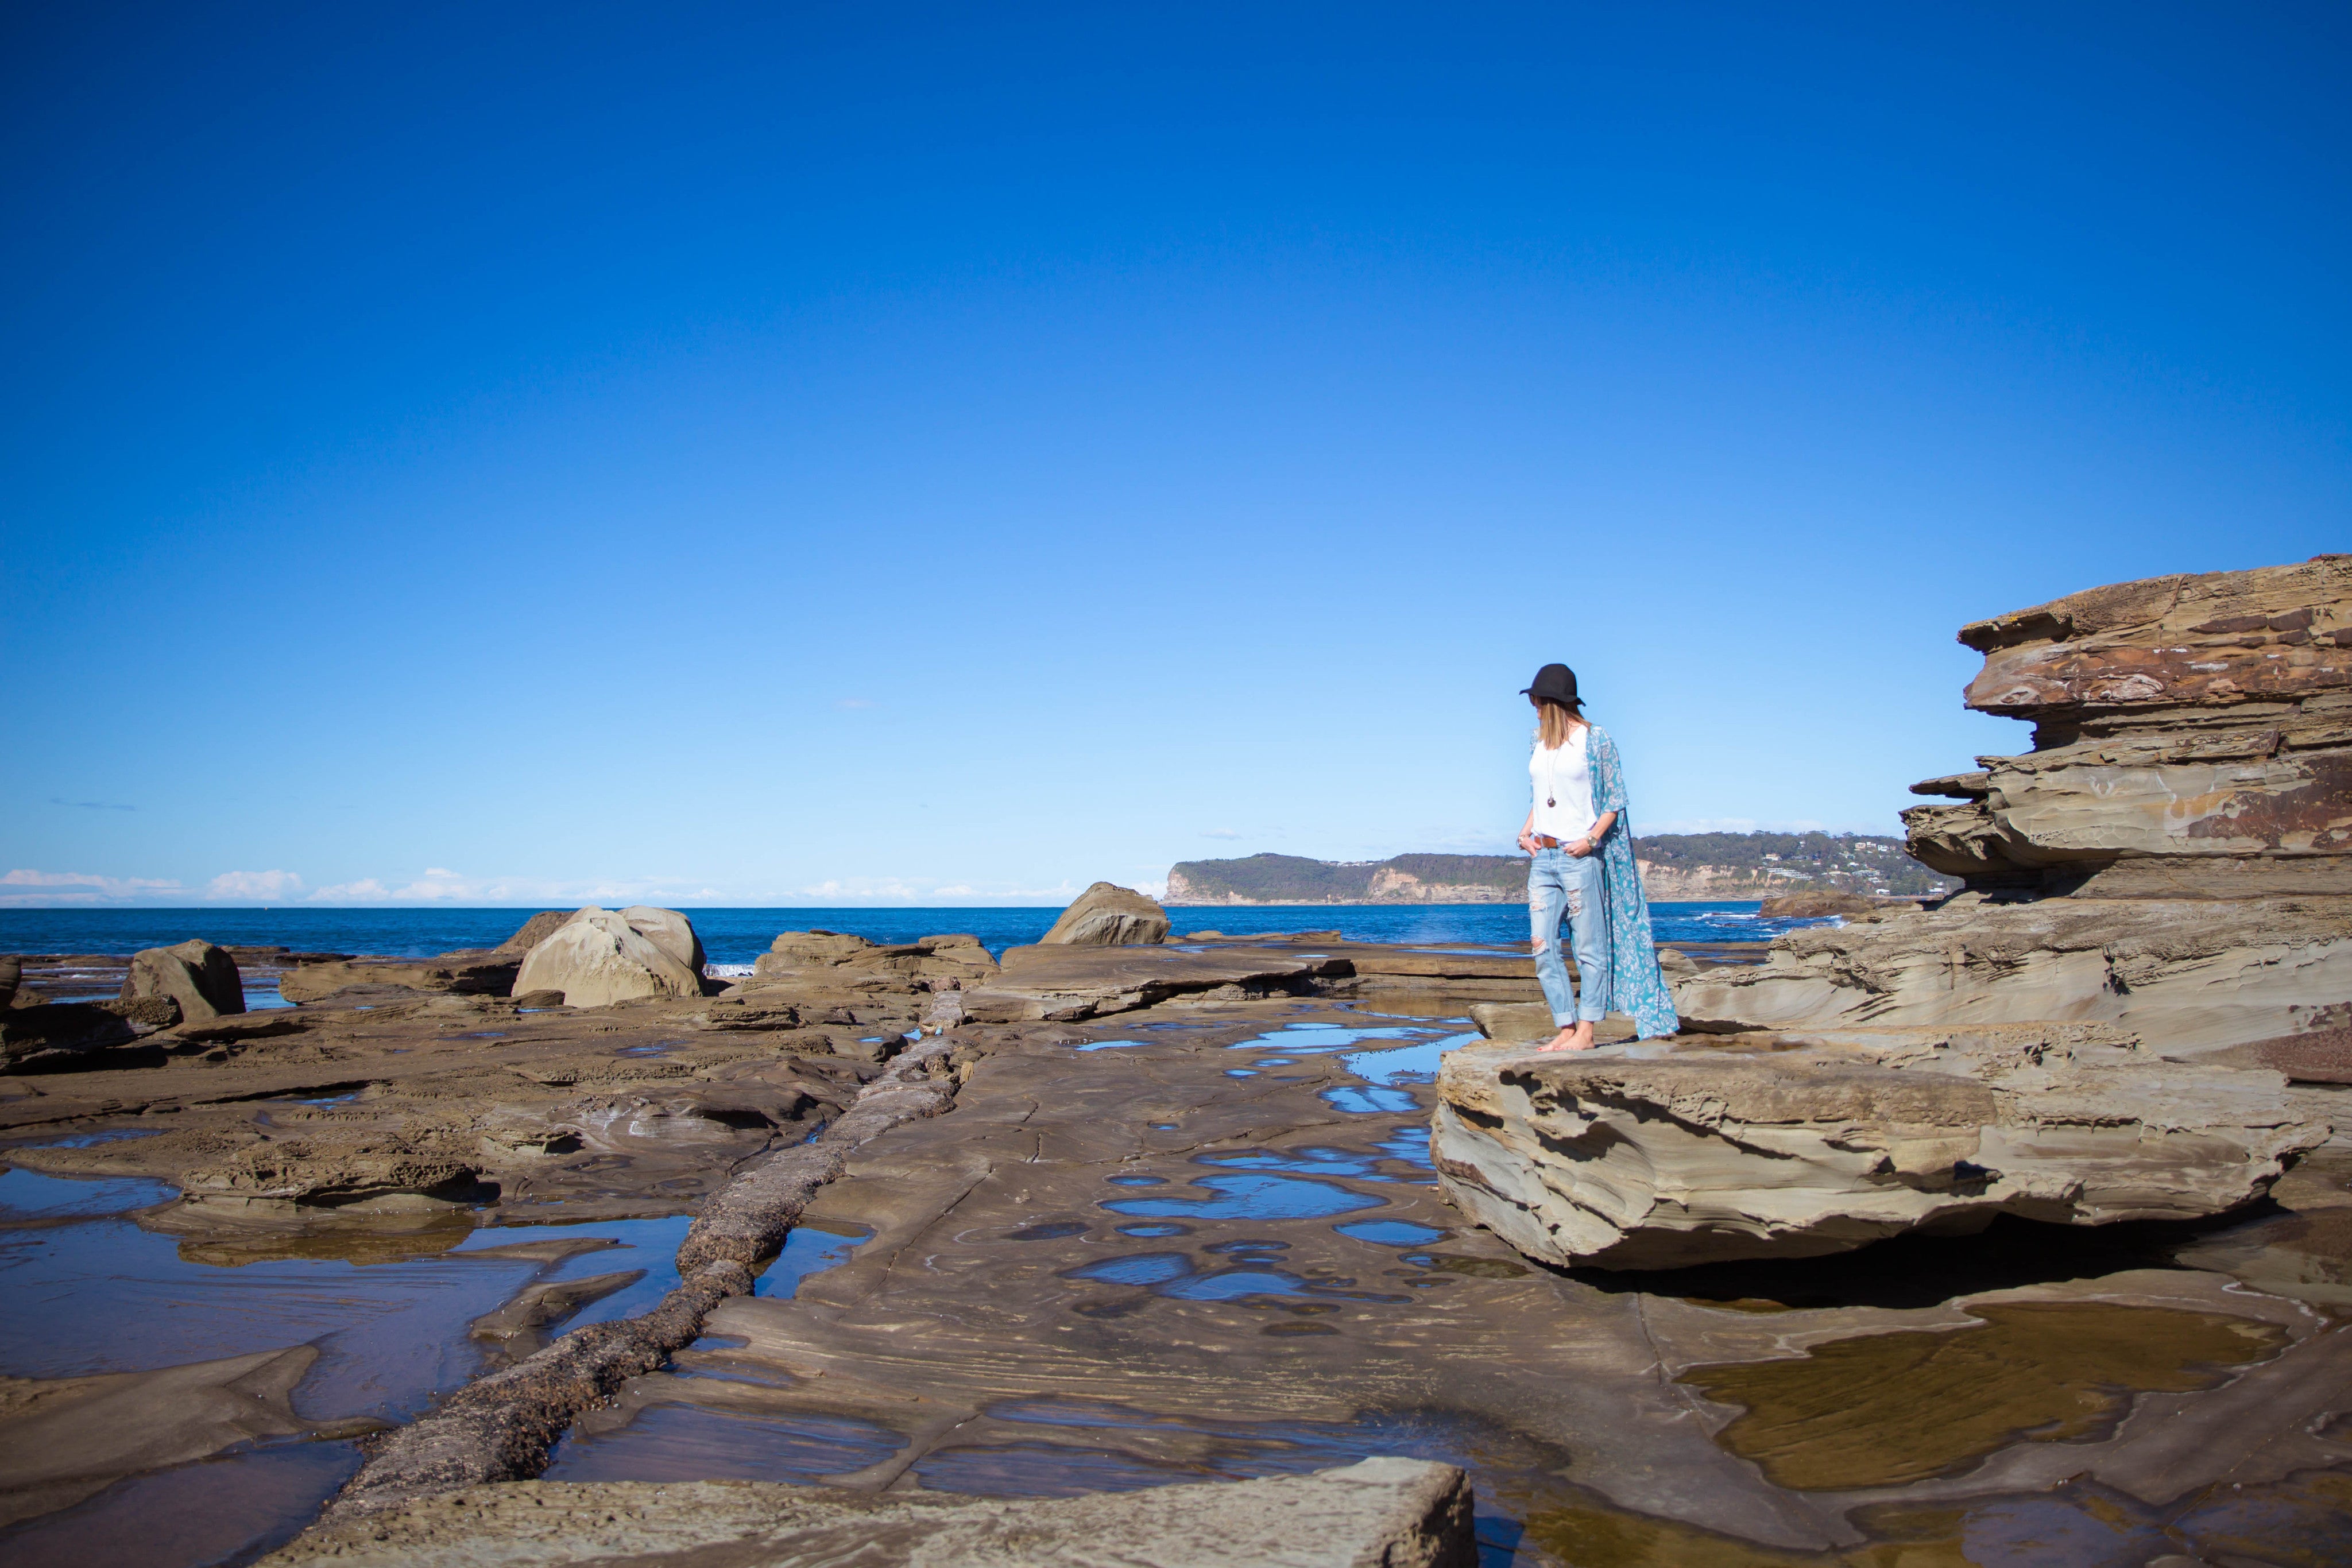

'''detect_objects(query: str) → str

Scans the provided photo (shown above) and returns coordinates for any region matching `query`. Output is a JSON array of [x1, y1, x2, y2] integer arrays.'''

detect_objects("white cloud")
[[1, 868, 185, 906], [1201, 828, 1241, 839], [303, 868, 693, 906], [789, 877, 1082, 904], [207, 869, 305, 900]]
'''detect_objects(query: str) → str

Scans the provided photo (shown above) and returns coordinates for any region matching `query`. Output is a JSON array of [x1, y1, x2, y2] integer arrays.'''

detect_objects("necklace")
[[1542, 726, 1583, 810]]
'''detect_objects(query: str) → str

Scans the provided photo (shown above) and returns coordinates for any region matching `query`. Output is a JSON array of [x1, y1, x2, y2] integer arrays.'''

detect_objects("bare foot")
[[1537, 1021, 1597, 1052]]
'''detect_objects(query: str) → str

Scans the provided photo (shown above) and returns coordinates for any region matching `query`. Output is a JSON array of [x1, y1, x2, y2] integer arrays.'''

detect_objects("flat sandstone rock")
[[258, 1461, 1476, 1567], [1432, 1025, 2329, 1269]]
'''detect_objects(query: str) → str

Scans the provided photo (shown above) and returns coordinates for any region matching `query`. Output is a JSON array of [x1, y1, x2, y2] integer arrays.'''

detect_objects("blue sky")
[[3, 3, 2346, 907]]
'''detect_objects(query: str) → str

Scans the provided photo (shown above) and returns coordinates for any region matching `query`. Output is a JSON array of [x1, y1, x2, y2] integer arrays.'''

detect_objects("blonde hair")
[[1534, 696, 1585, 749]]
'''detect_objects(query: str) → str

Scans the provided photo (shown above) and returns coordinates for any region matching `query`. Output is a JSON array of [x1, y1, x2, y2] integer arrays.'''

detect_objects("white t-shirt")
[[1530, 727, 1597, 841]]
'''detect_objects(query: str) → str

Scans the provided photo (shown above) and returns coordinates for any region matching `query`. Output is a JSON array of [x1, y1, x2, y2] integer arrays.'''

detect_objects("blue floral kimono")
[[1579, 725, 1680, 1039]]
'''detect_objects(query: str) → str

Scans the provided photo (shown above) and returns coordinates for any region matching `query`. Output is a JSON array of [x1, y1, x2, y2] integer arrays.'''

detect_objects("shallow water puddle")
[[1100, 1171, 1383, 1221], [1062, 1249, 1410, 1305], [1231, 1021, 1447, 1057], [1198, 1145, 1380, 1178], [0, 1167, 176, 1219], [0, 1176, 720, 1567], [1337, 1219, 1448, 1245], [1377, 1122, 1436, 1170], [541, 1223, 877, 1481], [545, 1404, 906, 1484], [914, 1440, 1205, 1495], [752, 1221, 868, 1299], [1525, 1471, 2352, 1568], [0, 1437, 361, 1568], [1680, 1301, 2288, 1490], [3, 1127, 164, 1153], [1324, 1085, 1421, 1113]]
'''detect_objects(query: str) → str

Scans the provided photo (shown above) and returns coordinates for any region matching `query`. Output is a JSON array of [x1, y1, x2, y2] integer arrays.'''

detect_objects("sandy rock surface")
[[260, 1461, 1476, 1567]]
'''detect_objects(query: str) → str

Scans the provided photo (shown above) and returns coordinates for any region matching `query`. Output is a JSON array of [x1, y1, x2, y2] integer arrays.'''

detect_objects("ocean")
[[0, 903, 1819, 963]]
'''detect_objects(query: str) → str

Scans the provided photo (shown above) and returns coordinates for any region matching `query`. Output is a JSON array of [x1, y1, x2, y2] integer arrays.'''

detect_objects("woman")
[[1515, 663, 1678, 1050]]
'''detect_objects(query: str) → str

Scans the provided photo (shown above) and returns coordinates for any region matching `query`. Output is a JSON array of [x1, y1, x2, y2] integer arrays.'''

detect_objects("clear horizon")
[[6, 5, 2346, 909]]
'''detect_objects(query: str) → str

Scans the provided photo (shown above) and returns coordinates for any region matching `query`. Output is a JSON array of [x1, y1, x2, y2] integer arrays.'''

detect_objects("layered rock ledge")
[[1678, 557, 2351, 1068], [1433, 1024, 2329, 1269]]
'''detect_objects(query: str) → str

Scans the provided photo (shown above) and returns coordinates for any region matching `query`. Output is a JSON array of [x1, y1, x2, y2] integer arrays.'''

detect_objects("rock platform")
[[260, 1461, 1476, 1567]]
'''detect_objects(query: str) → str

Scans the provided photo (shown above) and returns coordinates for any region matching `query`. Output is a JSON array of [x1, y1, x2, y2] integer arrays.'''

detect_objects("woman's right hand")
[[1517, 830, 1539, 855]]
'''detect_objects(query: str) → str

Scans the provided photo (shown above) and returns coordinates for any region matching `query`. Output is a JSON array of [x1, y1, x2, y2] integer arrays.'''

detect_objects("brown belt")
[[1536, 835, 1574, 849]]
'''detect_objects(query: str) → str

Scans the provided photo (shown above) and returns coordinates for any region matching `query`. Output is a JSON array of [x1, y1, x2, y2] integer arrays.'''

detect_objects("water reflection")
[[1101, 1172, 1382, 1222]]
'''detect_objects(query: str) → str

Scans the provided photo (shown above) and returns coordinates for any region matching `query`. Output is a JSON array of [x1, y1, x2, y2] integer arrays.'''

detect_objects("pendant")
[[1546, 797, 1555, 807]]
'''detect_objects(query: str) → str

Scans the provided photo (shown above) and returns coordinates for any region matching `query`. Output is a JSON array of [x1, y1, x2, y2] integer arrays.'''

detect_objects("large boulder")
[[1038, 882, 1170, 946], [0, 955, 17, 1008], [512, 908, 705, 1009], [121, 939, 245, 1024], [1432, 1025, 2328, 1270]]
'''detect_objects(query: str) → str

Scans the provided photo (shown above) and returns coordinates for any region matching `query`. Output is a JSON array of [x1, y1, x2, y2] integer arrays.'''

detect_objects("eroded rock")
[[749, 931, 997, 992], [1680, 559, 2351, 1060], [1677, 894, 2351, 1055], [177, 1133, 486, 1213], [1039, 881, 1171, 946], [122, 939, 245, 1023], [1432, 1024, 2329, 1269]]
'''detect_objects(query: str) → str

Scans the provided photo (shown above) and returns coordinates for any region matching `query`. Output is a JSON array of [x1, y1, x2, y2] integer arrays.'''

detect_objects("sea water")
[[0, 901, 1820, 963]]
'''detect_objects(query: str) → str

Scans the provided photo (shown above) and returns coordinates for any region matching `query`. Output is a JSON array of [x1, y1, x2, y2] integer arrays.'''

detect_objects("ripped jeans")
[[1529, 847, 1609, 1025]]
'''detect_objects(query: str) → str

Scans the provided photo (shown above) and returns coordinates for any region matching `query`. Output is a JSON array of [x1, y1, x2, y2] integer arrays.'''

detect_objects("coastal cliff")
[[1167, 835, 1957, 905]]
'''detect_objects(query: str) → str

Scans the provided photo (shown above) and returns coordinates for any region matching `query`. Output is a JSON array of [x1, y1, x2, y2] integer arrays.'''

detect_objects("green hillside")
[[1167, 833, 1955, 904]]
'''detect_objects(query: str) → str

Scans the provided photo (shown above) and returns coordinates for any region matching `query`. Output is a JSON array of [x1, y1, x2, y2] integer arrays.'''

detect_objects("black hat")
[[1522, 663, 1579, 704]]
